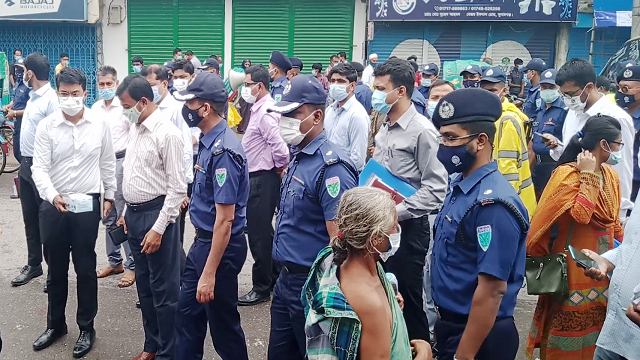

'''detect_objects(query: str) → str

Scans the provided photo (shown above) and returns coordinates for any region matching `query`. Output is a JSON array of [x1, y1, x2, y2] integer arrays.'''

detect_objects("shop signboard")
[[0, 0, 87, 21]]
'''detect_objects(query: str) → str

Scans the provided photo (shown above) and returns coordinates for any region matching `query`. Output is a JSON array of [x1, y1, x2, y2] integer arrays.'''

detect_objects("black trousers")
[[246, 170, 281, 294], [385, 215, 431, 341], [19, 157, 44, 267], [177, 182, 193, 277], [125, 197, 181, 360], [13, 115, 22, 162], [40, 198, 100, 331], [632, 180, 640, 205], [532, 161, 556, 201], [434, 315, 519, 360]]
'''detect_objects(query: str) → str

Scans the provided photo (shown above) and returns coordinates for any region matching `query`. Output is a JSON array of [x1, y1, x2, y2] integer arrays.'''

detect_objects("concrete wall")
[[352, 0, 367, 63], [101, 0, 129, 81]]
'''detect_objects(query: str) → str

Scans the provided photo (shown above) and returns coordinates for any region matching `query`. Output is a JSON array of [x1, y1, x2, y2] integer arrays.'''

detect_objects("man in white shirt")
[[31, 67, 116, 358], [141, 64, 193, 272], [545, 59, 634, 218], [92, 65, 136, 288], [324, 63, 370, 171], [116, 75, 186, 360], [362, 53, 378, 88], [11, 53, 59, 290]]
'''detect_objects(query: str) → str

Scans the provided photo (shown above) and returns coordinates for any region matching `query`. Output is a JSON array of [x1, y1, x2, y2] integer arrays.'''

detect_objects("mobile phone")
[[108, 226, 128, 246], [567, 245, 598, 270]]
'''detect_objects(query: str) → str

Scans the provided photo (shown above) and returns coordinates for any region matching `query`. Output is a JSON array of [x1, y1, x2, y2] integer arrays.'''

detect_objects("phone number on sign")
[[433, 6, 501, 11]]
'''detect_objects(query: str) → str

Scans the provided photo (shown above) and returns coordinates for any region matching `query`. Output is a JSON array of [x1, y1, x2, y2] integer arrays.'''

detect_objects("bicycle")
[[0, 112, 20, 175]]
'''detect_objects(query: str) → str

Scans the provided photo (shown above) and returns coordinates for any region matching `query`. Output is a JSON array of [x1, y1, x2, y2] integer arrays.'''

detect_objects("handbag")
[[525, 222, 573, 296]]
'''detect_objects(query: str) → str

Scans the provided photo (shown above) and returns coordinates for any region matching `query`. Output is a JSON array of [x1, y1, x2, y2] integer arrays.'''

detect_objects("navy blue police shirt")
[[417, 85, 430, 99], [522, 84, 541, 119], [432, 162, 529, 317], [12, 81, 30, 111], [189, 120, 249, 238], [354, 81, 373, 113], [270, 76, 289, 103], [631, 109, 640, 184], [273, 131, 358, 268], [411, 90, 428, 117], [532, 97, 567, 157]]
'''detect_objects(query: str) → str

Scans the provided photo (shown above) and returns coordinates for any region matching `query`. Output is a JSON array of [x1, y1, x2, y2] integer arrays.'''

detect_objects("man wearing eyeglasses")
[[544, 59, 634, 219], [618, 65, 640, 204]]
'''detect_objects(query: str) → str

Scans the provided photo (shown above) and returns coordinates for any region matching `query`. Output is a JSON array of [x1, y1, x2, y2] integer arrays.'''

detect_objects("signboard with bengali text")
[[369, 0, 578, 23]]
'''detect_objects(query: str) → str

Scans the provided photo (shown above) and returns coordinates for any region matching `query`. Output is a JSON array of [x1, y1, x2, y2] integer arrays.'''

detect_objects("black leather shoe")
[[11, 265, 43, 286], [238, 290, 270, 306], [73, 330, 95, 358], [33, 327, 68, 351]]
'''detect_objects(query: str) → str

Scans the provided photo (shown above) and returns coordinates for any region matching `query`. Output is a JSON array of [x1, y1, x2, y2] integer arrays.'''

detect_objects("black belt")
[[126, 195, 165, 213], [281, 262, 311, 274], [437, 306, 511, 325], [535, 154, 555, 163], [249, 169, 277, 178], [195, 228, 214, 239], [115, 151, 126, 160]]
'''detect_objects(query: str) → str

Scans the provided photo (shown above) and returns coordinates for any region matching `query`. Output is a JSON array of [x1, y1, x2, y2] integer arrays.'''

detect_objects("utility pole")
[[633, 0, 640, 39]]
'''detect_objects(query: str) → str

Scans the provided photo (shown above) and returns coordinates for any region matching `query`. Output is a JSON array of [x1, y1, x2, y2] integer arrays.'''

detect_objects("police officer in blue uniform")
[[350, 61, 373, 113], [617, 65, 640, 202], [531, 69, 567, 199], [460, 64, 482, 88], [266, 75, 358, 360], [2, 57, 30, 162], [417, 63, 439, 98], [616, 60, 638, 111], [173, 72, 250, 360], [522, 58, 547, 118], [431, 88, 529, 360], [288, 57, 303, 80], [269, 51, 292, 103]]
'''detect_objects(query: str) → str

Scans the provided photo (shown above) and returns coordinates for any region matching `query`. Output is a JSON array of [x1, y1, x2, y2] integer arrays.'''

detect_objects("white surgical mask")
[[312, 69, 318, 77], [123, 101, 144, 124], [23, 72, 32, 88], [173, 79, 189, 92], [374, 225, 402, 262], [241, 84, 258, 104], [279, 112, 315, 146], [59, 96, 85, 116], [563, 86, 589, 113]]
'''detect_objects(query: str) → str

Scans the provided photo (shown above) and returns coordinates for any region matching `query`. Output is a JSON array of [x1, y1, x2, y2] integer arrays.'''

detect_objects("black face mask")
[[436, 137, 479, 174], [616, 91, 634, 110], [182, 104, 205, 128]]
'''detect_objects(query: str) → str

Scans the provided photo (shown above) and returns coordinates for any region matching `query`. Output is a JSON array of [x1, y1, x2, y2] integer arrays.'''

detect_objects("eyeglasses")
[[437, 133, 479, 144], [561, 84, 589, 98], [243, 82, 259, 87], [611, 141, 625, 150]]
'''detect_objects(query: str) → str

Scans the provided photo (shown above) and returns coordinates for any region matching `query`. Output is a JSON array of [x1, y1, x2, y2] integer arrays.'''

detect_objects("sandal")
[[118, 270, 136, 288], [97, 264, 124, 278]]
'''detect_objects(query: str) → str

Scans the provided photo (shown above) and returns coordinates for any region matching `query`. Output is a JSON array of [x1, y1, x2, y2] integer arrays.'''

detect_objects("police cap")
[[266, 75, 326, 114], [350, 61, 365, 73], [618, 65, 640, 83], [289, 57, 303, 70], [432, 88, 502, 129], [164, 61, 174, 70], [173, 72, 228, 103], [14, 58, 25, 69], [270, 51, 292, 72], [523, 58, 547, 72], [422, 63, 439, 76], [480, 67, 506, 84], [198, 57, 220, 70], [460, 64, 482, 76], [538, 69, 558, 85]]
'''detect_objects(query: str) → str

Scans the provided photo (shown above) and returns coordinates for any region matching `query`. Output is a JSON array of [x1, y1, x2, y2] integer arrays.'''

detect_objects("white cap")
[[369, 53, 378, 60]]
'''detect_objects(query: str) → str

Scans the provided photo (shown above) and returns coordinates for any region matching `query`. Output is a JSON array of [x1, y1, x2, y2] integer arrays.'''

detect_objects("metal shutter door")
[[293, 0, 355, 68], [231, 0, 290, 67], [178, 0, 224, 62], [128, 0, 174, 66], [369, 22, 425, 62], [487, 23, 558, 66]]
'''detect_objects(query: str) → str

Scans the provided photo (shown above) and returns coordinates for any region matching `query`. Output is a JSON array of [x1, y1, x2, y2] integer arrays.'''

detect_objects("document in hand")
[[359, 159, 417, 205]]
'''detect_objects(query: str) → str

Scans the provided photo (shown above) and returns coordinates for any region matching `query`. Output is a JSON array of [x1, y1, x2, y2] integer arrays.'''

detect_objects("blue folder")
[[359, 159, 417, 198]]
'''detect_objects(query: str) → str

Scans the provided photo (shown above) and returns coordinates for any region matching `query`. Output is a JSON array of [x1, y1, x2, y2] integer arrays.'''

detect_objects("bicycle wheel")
[[0, 126, 19, 173], [0, 140, 6, 175]]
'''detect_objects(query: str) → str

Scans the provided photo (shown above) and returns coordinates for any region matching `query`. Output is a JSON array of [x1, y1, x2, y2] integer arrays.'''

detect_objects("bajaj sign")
[[0, 0, 87, 21]]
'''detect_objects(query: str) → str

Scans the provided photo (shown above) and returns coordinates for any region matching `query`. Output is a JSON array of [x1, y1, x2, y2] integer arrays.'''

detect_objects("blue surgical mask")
[[540, 89, 560, 104], [427, 101, 437, 118], [524, 76, 531, 86], [421, 78, 432, 88], [604, 142, 622, 166], [463, 80, 480, 88], [436, 139, 478, 174], [329, 84, 349, 102], [99, 87, 116, 101], [152, 86, 162, 104], [133, 65, 142, 74], [370, 62, 378, 68], [372, 88, 400, 114]]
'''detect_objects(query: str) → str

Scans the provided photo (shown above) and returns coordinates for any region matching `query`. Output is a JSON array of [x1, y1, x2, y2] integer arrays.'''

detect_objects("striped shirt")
[[122, 108, 186, 235], [596, 206, 640, 360]]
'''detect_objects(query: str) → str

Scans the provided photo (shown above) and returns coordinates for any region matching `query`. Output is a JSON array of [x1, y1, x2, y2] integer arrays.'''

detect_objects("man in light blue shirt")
[[12, 53, 59, 290], [324, 63, 370, 171], [583, 206, 640, 360]]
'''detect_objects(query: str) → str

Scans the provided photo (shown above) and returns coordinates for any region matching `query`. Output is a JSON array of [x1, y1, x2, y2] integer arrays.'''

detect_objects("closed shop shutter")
[[568, 27, 630, 73], [487, 23, 557, 66], [293, 0, 355, 68], [129, 0, 224, 69], [232, 0, 355, 70], [0, 22, 99, 104], [231, 0, 289, 67]]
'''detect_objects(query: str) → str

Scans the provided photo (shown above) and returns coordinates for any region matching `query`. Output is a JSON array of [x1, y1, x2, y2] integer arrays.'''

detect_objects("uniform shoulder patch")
[[325, 176, 340, 198], [274, 94, 282, 102], [477, 225, 492, 251], [215, 168, 227, 186]]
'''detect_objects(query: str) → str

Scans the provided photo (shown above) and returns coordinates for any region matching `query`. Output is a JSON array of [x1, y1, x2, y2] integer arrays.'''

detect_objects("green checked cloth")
[[302, 247, 412, 360]]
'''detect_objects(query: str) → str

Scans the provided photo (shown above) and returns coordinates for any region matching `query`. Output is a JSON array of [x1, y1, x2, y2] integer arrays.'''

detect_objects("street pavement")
[[0, 172, 539, 359]]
